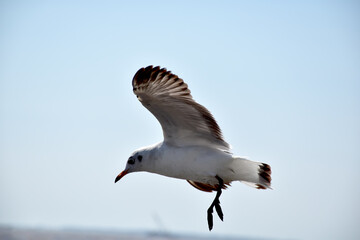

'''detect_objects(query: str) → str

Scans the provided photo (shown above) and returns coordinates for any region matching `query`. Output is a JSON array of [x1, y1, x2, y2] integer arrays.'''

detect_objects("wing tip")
[[132, 65, 167, 87], [132, 65, 190, 97]]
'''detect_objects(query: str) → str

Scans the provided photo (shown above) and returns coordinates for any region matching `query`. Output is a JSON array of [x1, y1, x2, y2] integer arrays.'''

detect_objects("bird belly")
[[152, 144, 233, 185]]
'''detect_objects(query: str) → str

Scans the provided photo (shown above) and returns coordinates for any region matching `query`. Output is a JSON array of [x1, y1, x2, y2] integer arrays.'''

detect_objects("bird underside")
[[186, 180, 231, 192]]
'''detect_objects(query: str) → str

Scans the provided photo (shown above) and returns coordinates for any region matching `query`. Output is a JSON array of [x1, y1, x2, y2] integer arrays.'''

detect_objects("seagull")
[[115, 66, 272, 231]]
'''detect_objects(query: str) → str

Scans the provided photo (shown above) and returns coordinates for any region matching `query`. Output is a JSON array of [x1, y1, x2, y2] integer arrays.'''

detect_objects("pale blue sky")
[[1, 1, 359, 239]]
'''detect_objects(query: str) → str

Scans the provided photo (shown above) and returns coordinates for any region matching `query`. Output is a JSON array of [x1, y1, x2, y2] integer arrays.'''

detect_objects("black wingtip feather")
[[133, 65, 169, 86]]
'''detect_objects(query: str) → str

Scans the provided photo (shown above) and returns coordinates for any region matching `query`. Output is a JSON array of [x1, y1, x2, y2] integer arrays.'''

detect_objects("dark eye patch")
[[127, 157, 135, 165], [137, 155, 142, 162]]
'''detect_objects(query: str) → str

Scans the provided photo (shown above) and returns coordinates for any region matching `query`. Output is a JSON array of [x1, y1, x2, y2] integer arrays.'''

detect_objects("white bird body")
[[115, 66, 272, 230], [131, 142, 268, 189], [134, 142, 232, 184]]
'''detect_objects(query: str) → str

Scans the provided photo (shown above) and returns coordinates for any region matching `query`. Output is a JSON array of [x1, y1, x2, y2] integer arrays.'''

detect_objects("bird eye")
[[137, 155, 142, 162], [127, 157, 135, 165]]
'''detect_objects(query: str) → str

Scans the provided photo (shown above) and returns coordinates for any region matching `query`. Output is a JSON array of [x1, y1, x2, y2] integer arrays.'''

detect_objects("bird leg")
[[207, 176, 224, 231]]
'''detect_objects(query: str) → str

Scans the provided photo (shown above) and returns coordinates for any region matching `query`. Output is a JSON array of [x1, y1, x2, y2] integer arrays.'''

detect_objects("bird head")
[[114, 150, 147, 183]]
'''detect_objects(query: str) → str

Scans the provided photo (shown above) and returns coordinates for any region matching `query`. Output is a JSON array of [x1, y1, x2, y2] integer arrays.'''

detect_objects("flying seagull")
[[115, 66, 272, 230]]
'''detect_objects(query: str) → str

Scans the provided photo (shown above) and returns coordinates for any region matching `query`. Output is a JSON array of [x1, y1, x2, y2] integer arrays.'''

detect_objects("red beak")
[[114, 169, 129, 183]]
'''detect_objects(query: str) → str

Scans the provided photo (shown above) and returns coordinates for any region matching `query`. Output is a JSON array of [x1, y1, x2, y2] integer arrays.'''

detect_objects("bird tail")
[[230, 157, 272, 189]]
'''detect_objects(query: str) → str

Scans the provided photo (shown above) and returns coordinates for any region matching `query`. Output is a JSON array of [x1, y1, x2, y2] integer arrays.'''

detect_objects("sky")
[[0, 1, 359, 239]]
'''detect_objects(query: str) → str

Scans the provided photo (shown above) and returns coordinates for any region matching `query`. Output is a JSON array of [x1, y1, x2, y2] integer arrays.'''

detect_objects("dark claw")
[[207, 207, 214, 231], [214, 201, 223, 221], [206, 176, 224, 231]]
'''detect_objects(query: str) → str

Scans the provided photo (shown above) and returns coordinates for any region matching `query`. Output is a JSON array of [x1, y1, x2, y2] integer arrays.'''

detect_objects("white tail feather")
[[228, 157, 272, 189]]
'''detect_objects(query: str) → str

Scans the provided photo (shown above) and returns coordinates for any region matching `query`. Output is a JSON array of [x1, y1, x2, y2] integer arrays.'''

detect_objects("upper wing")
[[132, 66, 230, 150]]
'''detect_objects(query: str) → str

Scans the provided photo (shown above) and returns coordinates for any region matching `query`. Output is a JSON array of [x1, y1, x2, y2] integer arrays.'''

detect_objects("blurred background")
[[0, 1, 359, 240]]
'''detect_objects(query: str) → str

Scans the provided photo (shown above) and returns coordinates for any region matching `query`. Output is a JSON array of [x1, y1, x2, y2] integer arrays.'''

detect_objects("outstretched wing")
[[132, 65, 230, 150]]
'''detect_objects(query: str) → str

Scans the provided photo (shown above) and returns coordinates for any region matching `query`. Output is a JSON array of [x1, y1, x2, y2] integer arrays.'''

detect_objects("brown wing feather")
[[132, 65, 229, 150]]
